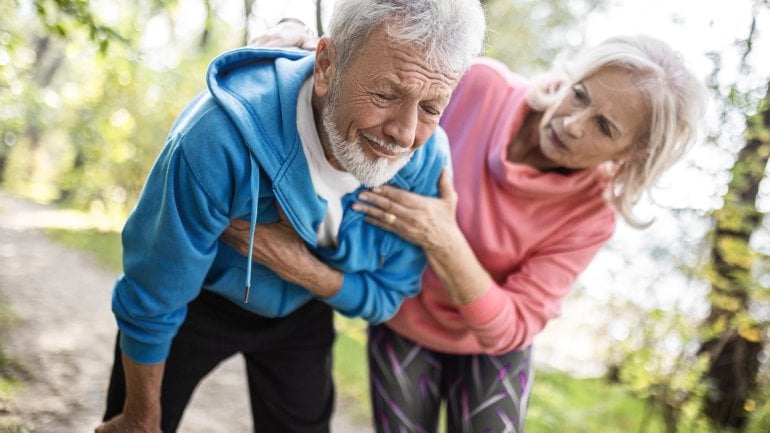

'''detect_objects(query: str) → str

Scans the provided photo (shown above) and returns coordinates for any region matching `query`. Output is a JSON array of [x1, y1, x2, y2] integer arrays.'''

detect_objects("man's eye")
[[375, 93, 396, 101], [421, 105, 440, 116]]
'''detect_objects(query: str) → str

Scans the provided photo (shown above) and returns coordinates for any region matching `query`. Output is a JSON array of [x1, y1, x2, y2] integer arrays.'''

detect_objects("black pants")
[[104, 290, 336, 433]]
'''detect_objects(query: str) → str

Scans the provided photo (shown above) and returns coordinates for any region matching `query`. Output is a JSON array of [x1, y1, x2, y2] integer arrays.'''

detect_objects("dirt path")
[[0, 192, 370, 433]]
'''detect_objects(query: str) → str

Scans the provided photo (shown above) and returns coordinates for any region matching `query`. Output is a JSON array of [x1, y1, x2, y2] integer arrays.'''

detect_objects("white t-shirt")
[[296, 77, 361, 248]]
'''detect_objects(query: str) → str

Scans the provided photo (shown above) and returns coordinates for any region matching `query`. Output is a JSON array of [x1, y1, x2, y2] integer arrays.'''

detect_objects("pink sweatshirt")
[[385, 58, 616, 355]]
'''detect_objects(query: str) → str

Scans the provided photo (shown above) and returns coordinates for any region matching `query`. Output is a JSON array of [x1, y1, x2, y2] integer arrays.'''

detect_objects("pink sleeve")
[[457, 213, 616, 353]]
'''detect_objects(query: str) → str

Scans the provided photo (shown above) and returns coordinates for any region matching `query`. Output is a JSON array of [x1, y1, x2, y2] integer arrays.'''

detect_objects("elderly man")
[[96, 1, 486, 432]]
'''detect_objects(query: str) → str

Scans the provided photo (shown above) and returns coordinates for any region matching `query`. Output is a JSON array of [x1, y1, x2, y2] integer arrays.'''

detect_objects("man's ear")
[[313, 37, 336, 98]]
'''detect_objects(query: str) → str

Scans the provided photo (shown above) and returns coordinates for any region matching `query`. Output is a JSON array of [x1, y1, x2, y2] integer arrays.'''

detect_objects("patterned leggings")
[[367, 324, 533, 433]]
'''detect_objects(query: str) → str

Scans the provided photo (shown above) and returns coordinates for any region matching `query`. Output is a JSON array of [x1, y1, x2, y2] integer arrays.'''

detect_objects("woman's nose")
[[563, 110, 586, 138]]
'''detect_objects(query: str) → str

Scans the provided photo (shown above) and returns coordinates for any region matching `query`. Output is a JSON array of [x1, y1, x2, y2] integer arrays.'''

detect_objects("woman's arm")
[[353, 169, 492, 305], [354, 169, 615, 352], [249, 18, 318, 50]]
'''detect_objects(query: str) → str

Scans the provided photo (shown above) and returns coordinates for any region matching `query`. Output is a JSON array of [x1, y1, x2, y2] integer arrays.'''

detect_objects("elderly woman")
[[351, 35, 705, 433], [232, 29, 705, 433]]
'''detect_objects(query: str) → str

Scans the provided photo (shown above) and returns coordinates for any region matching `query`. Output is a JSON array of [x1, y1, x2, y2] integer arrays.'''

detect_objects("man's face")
[[314, 24, 459, 186]]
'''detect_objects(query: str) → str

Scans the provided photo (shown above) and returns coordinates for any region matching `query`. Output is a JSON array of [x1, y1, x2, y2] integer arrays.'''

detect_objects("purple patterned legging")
[[367, 324, 533, 433]]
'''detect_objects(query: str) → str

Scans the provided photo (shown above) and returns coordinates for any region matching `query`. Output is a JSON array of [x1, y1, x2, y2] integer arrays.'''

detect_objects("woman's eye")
[[597, 118, 612, 136], [572, 85, 587, 102]]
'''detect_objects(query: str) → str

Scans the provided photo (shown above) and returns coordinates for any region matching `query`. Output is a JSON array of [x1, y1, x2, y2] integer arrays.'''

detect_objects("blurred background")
[[1, 0, 769, 432]]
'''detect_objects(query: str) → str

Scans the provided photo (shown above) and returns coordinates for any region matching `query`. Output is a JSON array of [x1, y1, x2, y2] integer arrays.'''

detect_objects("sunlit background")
[[1, 0, 770, 432]]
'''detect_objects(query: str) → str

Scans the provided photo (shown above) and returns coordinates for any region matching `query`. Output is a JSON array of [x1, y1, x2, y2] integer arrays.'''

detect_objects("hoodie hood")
[[207, 47, 323, 302], [207, 47, 323, 242]]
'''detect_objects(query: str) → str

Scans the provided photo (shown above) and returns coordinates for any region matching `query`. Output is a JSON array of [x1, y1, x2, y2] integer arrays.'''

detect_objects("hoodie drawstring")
[[244, 158, 260, 303]]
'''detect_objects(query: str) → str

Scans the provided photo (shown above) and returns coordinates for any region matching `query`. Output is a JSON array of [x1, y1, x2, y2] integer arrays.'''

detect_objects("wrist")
[[295, 254, 343, 298], [425, 226, 466, 256], [122, 402, 161, 425]]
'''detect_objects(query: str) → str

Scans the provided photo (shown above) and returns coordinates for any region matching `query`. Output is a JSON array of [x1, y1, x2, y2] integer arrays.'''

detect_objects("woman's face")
[[538, 67, 650, 170]]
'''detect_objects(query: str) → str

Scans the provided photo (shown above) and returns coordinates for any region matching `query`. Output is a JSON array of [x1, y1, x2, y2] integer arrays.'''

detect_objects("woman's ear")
[[616, 142, 650, 166], [313, 37, 336, 98]]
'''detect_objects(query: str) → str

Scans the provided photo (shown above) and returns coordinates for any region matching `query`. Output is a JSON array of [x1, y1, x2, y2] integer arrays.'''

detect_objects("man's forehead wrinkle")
[[386, 41, 458, 86], [369, 74, 453, 103]]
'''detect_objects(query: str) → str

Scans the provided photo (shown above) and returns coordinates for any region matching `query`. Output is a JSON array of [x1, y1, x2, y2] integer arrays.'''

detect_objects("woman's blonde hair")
[[527, 35, 706, 227]]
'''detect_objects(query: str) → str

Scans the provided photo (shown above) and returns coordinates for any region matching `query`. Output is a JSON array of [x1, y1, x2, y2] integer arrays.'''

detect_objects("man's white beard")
[[321, 96, 412, 188]]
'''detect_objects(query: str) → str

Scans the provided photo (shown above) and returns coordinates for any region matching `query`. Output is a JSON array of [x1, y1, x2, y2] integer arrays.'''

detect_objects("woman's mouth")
[[549, 127, 568, 150]]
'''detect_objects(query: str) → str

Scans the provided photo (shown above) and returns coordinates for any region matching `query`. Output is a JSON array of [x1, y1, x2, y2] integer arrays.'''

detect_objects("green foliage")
[[33, 0, 129, 53], [483, 0, 606, 74], [5, 0, 766, 431], [609, 306, 713, 433], [1, 0, 245, 215], [745, 384, 770, 433]]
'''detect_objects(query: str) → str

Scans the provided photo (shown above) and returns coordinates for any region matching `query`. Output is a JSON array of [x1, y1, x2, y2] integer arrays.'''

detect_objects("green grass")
[[332, 316, 372, 423], [527, 369, 665, 433], [45, 228, 123, 271], [0, 282, 27, 432]]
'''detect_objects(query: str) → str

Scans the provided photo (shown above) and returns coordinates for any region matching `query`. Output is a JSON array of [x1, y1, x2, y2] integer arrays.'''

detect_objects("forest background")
[[1, 0, 770, 432]]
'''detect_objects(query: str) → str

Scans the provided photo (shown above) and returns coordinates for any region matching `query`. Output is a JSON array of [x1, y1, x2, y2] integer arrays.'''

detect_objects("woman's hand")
[[249, 18, 318, 50], [354, 168, 493, 305], [220, 208, 342, 298], [353, 169, 463, 253]]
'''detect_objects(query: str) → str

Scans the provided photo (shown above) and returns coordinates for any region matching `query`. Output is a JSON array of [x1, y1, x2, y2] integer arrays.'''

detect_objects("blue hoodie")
[[111, 47, 449, 364]]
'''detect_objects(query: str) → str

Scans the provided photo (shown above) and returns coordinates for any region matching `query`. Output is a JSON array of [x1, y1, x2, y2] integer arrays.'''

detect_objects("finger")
[[357, 189, 393, 212], [300, 37, 320, 50], [369, 184, 424, 208], [229, 218, 251, 230], [362, 216, 396, 233], [352, 202, 399, 226], [358, 189, 415, 217]]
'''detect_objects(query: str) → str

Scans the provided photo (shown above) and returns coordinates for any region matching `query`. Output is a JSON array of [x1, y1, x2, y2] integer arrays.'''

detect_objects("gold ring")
[[386, 213, 397, 224]]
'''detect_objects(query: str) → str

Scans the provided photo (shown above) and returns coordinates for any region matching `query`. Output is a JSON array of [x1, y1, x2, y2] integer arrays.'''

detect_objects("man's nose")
[[383, 104, 419, 149]]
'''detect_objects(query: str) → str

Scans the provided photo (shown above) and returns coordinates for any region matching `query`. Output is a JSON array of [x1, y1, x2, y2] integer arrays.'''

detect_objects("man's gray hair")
[[328, 0, 486, 75]]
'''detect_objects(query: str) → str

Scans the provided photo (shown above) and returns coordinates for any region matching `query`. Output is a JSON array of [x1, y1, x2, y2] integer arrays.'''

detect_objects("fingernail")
[[372, 186, 382, 193], [352, 203, 362, 211], [359, 192, 370, 200]]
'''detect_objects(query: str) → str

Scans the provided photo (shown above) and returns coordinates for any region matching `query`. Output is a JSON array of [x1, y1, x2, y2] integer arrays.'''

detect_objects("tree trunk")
[[315, 0, 324, 36], [699, 82, 770, 430], [199, 0, 213, 49], [243, 0, 254, 46]]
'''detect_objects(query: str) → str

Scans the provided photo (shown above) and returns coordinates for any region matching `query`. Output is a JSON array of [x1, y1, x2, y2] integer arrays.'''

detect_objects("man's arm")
[[102, 103, 239, 431], [221, 216, 344, 298], [95, 355, 164, 432]]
